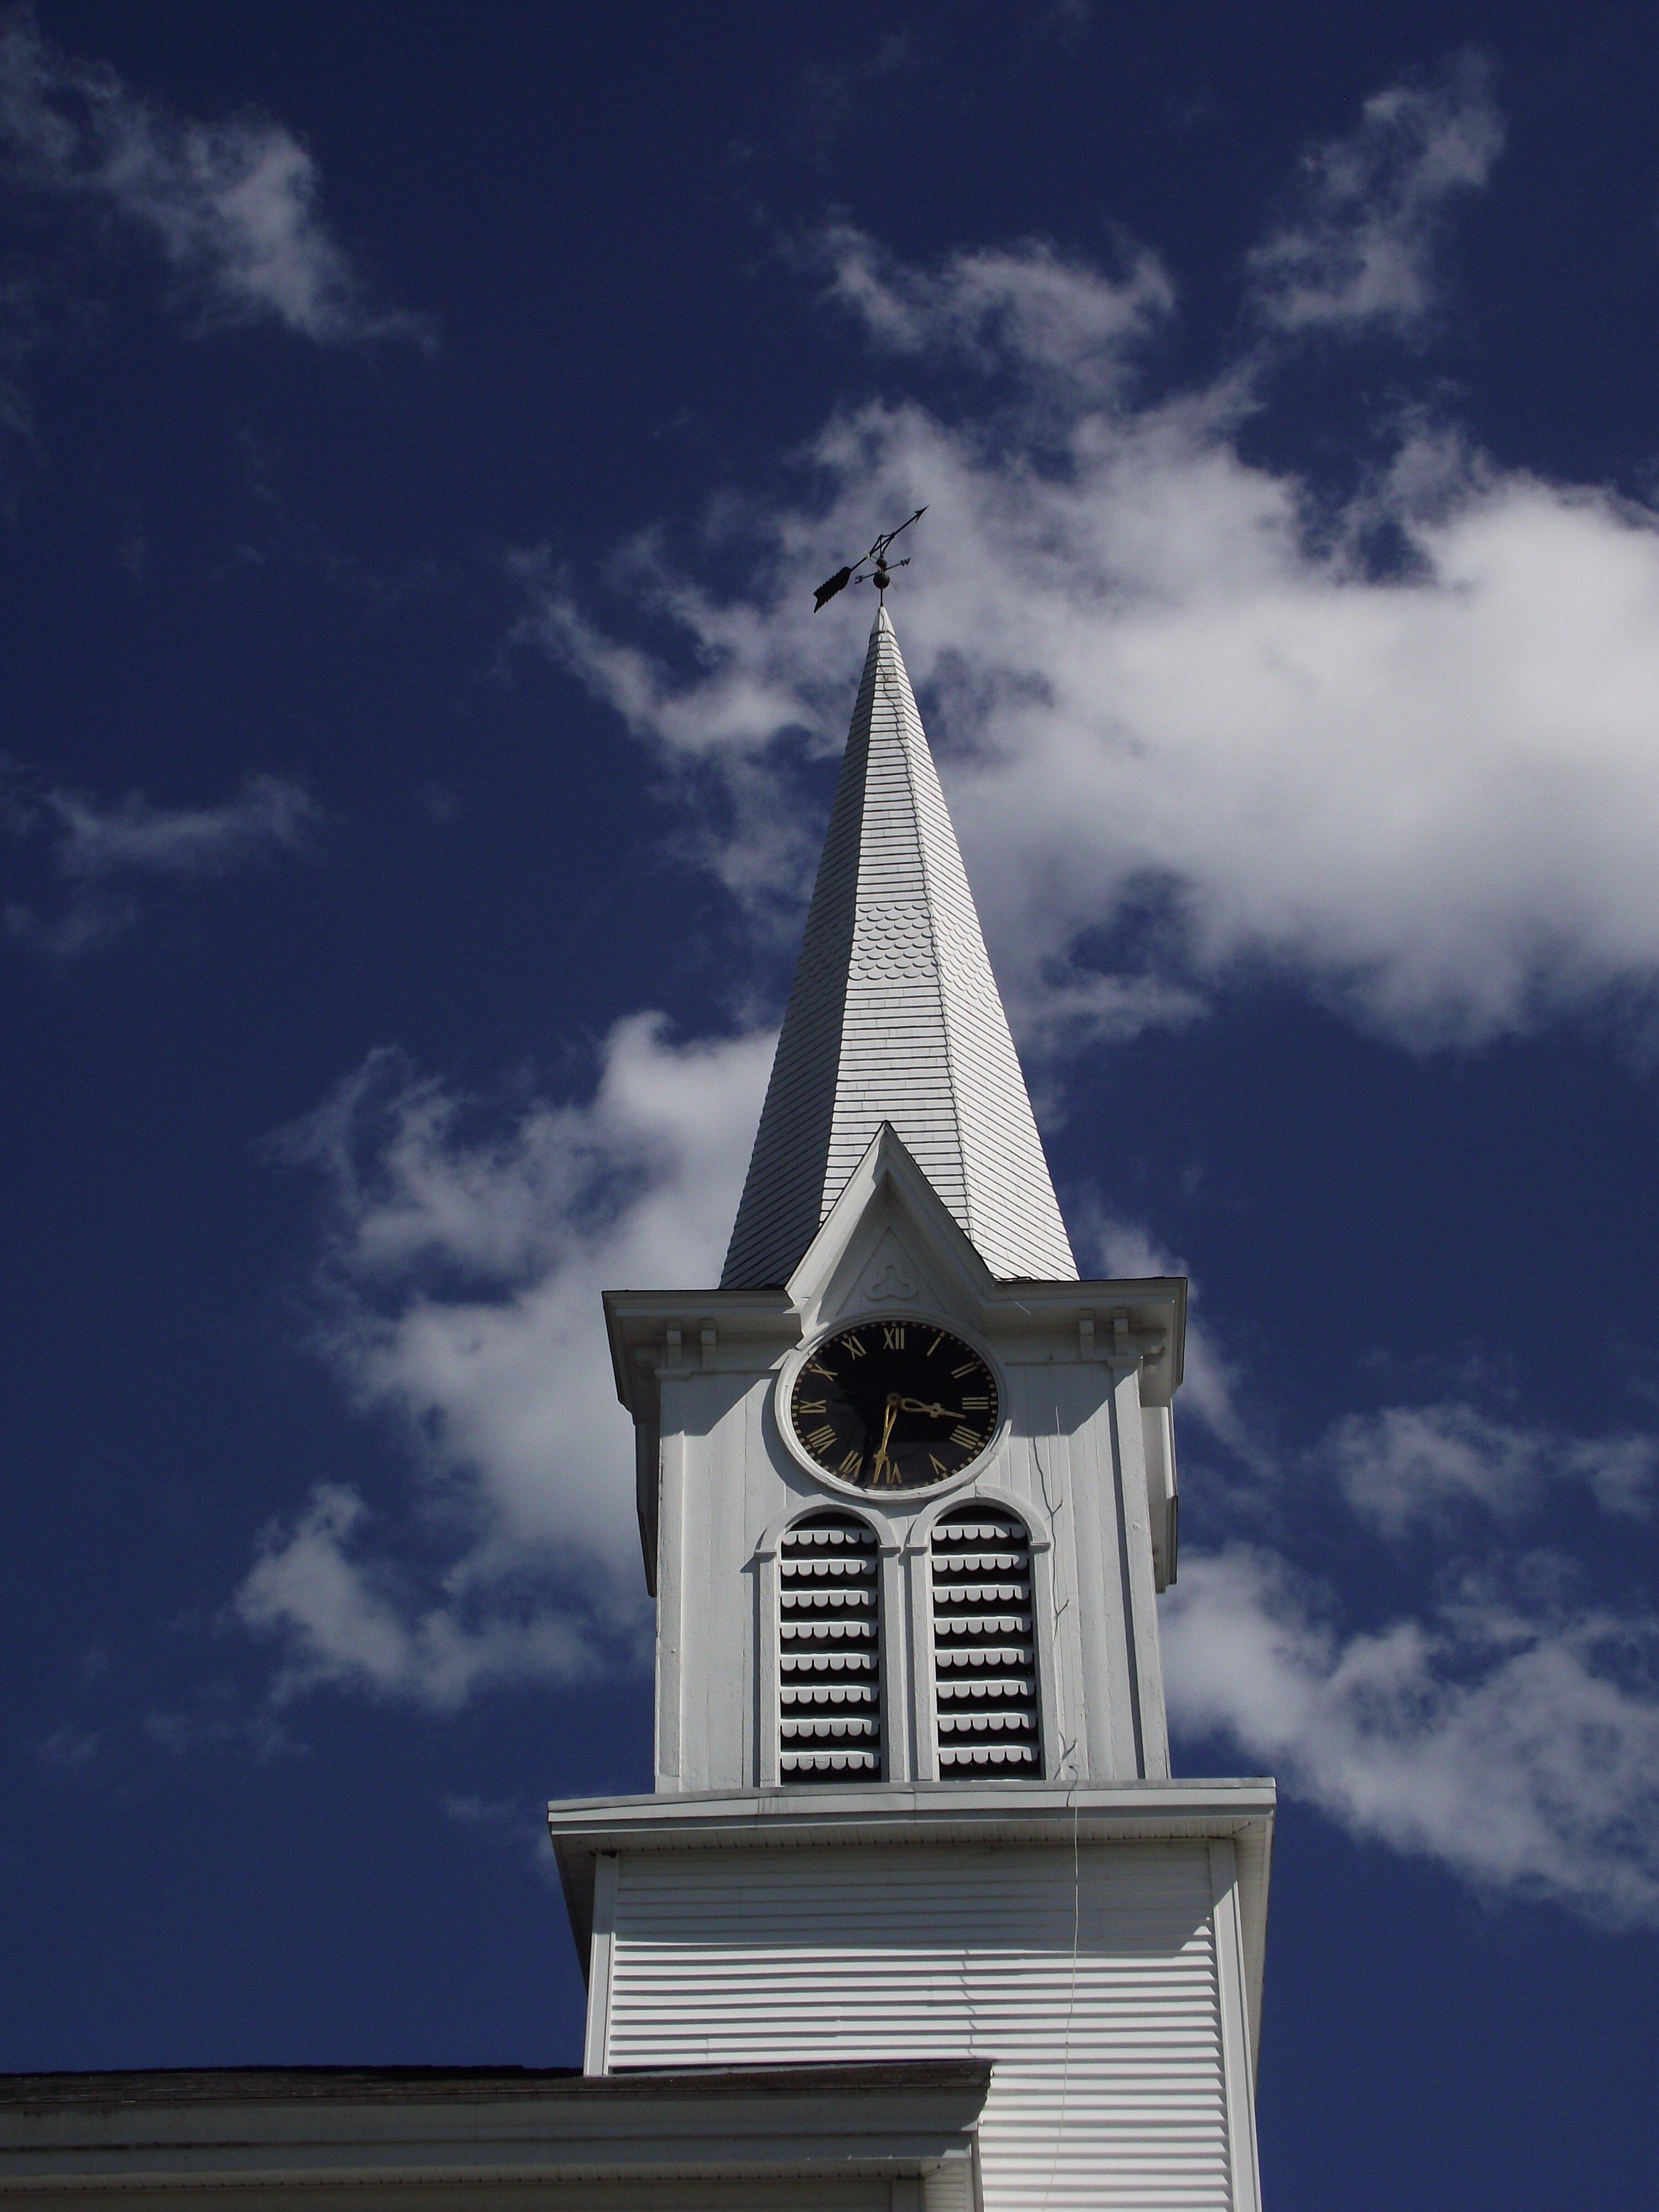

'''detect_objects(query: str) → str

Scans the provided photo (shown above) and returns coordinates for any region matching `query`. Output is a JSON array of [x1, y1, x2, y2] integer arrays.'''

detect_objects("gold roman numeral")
[[961, 1394, 989, 1411], [881, 1324, 905, 1350], [928, 1453, 949, 1476], [927, 1332, 944, 1355], [838, 1451, 863, 1478], [806, 1425, 836, 1452], [797, 1398, 827, 1416], [804, 1359, 832, 1379], [843, 1333, 865, 1358], [951, 1424, 983, 1449], [951, 1360, 977, 1378]]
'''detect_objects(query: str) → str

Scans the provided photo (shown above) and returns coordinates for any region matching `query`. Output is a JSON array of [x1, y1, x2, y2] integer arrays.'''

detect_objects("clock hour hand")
[[897, 1396, 956, 1420], [870, 1396, 901, 1482]]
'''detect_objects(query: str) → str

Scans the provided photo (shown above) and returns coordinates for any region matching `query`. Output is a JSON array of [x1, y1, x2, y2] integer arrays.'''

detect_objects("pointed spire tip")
[[720, 598, 1077, 1288]]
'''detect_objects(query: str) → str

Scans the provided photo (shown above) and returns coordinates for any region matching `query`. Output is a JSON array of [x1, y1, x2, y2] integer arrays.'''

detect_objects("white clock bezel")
[[774, 1310, 1009, 1504]]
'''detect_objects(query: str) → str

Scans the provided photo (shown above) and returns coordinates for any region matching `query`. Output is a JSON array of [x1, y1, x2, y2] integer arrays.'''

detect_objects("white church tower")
[[550, 603, 1274, 2212]]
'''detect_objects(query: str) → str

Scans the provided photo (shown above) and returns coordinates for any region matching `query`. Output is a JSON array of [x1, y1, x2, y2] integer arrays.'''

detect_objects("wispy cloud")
[[1165, 1547, 1659, 1927], [1325, 1402, 1656, 1533], [222, 62, 1659, 1944], [444, 1792, 564, 1888], [1246, 51, 1503, 335], [1073, 1212, 1659, 1925], [0, 8, 425, 345], [33, 1723, 101, 1771], [3, 765, 319, 953], [236, 1486, 604, 1713], [234, 1016, 774, 1709], [1080, 1214, 1256, 1469], [141, 1691, 293, 1761], [536, 189, 1659, 1058], [816, 220, 1175, 396]]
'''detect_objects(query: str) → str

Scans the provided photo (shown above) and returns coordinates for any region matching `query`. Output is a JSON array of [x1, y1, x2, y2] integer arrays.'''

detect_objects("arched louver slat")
[[778, 1511, 881, 1783], [931, 1505, 1042, 1776]]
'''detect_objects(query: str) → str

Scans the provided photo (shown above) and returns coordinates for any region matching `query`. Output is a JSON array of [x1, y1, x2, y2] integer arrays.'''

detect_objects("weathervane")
[[812, 507, 927, 610]]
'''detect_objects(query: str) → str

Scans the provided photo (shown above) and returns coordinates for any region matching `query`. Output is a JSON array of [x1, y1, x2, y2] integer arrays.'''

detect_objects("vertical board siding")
[[664, 1359, 1158, 1794], [605, 1843, 1232, 2211]]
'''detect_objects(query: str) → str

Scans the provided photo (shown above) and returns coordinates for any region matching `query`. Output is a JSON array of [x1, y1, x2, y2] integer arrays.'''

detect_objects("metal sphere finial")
[[811, 508, 926, 611]]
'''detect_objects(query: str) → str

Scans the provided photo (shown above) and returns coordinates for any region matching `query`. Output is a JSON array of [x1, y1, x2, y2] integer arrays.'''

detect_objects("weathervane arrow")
[[812, 507, 927, 609]]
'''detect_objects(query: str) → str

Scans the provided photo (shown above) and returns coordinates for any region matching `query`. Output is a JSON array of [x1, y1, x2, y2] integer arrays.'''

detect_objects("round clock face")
[[789, 1322, 999, 1492]]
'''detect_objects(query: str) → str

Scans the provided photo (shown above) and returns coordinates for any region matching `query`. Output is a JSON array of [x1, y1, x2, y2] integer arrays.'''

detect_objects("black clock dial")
[[789, 1323, 999, 1491]]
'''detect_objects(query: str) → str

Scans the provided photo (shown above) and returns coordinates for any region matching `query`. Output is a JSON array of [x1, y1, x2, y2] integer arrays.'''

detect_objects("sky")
[[3, 1, 1657, 2200]]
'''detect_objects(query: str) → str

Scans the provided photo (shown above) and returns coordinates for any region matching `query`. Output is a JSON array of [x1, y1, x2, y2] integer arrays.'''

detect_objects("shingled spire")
[[722, 605, 1077, 1288]]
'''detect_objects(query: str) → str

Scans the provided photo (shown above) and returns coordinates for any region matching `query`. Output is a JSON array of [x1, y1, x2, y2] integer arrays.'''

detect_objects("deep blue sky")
[[4, 6, 1658, 2207]]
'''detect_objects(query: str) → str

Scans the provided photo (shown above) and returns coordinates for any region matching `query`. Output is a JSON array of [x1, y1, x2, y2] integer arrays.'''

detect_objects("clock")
[[788, 1322, 999, 1492]]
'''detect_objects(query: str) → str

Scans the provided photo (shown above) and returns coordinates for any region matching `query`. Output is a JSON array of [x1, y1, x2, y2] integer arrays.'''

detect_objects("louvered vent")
[[778, 1511, 881, 1783], [931, 1504, 1041, 1776]]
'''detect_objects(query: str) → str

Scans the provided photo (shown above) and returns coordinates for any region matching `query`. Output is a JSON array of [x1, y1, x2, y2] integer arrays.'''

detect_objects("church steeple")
[[580, 586, 1267, 2212], [722, 606, 1077, 1288]]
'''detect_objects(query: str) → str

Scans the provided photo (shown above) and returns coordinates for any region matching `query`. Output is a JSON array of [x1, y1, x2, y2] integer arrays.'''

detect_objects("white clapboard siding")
[[603, 1842, 1233, 2212]]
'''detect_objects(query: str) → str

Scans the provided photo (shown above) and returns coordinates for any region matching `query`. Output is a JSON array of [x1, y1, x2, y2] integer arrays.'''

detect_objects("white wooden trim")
[[1026, 1532, 1067, 1783], [0, 2057, 995, 2199], [582, 1854, 619, 2077], [1099, 1365, 1152, 1778], [1112, 1363, 1171, 1779], [904, 1540, 938, 1781], [757, 1542, 781, 1787], [654, 1430, 686, 1791], [1208, 1839, 1262, 2212], [757, 1496, 901, 1563], [880, 1540, 910, 1780], [910, 1478, 1052, 1553]]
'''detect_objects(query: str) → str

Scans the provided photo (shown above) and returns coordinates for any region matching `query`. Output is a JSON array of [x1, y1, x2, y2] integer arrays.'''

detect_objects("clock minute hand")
[[870, 1396, 900, 1482]]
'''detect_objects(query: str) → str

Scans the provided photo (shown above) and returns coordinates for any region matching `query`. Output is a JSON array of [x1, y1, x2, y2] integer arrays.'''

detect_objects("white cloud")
[[817, 221, 1175, 394], [537, 214, 1659, 1056], [34, 1723, 100, 1770], [1164, 1547, 1659, 1927], [1326, 1402, 1657, 1532], [1066, 1226, 1659, 1926], [210, 75, 1659, 1946], [1074, 1225, 1658, 1533], [0, 11, 422, 344], [235, 1485, 602, 1712], [140, 1693, 291, 1761], [444, 1792, 564, 1887], [1082, 1215, 1256, 1469], [3, 765, 318, 952], [234, 1015, 774, 1708], [1247, 53, 1503, 334], [46, 769, 317, 876]]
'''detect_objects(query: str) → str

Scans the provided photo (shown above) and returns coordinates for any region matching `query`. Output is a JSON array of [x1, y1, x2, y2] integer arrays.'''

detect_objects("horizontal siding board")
[[605, 1843, 1230, 2212]]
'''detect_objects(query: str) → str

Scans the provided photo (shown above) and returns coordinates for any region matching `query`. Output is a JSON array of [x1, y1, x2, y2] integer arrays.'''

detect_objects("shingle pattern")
[[722, 606, 1076, 1287]]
